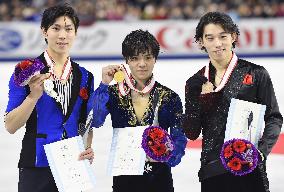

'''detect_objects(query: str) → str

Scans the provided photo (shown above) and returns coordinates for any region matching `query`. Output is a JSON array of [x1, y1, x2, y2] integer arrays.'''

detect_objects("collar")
[[118, 64, 155, 96], [44, 50, 72, 81], [204, 52, 238, 92]]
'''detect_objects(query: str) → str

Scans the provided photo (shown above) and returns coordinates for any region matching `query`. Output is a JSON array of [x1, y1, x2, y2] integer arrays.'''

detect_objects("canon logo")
[[156, 25, 276, 51]]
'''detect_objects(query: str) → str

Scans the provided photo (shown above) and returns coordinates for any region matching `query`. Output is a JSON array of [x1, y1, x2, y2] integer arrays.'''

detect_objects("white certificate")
[[44, 136, 96, 192], [107, 126, 147, 176], [225, 98, 266, 147]]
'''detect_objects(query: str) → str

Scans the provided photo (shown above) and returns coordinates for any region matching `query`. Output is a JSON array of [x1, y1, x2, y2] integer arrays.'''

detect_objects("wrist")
[[26, 94, 40, 103], [101, 79, 110, 85], [101, 82, 109, 85], [85, 145, 92, 150]]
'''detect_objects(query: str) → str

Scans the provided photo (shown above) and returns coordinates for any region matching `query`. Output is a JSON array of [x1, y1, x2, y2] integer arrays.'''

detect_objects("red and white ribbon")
[[44, 50, 72, 81], [204, 52, 238, 92], [118, 64, 156, 96]]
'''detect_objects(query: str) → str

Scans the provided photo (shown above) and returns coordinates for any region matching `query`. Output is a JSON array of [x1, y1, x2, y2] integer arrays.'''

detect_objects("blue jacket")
[[6, 53, 94, 167]]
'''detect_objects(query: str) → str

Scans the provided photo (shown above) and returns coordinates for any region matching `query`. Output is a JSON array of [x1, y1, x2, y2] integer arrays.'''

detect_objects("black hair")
[[41, 3, 79, 43], [195, 12, 240, 51], [122, 29, 160, 61]]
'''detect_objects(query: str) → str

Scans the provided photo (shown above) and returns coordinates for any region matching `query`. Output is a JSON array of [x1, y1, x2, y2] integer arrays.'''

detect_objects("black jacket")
[[183, 59, 282, 185]]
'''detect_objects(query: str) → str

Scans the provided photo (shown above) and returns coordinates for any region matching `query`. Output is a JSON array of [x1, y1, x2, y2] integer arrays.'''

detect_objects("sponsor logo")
[[0, 28, 22, 52], [156, 25, 277, 52]]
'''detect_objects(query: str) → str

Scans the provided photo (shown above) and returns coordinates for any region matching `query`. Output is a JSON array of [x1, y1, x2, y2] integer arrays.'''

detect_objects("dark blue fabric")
[[18, 167, 58, 192], [92, 81, 187, 167], [89, 82, 109, 128]]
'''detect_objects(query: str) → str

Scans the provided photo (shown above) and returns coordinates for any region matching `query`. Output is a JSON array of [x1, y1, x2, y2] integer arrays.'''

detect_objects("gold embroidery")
[[110, 83, 175, 126]]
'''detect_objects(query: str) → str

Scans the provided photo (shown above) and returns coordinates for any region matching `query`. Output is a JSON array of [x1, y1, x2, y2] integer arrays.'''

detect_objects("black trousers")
[[113, 162, 174, 192], [201, 168, 267, 192], [18, 167, 58, 192]]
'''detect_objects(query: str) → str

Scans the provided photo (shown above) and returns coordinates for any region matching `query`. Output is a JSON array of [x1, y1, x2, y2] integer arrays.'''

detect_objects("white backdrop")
[[1, 19, 284, 59], [0, 58, 283, 191]]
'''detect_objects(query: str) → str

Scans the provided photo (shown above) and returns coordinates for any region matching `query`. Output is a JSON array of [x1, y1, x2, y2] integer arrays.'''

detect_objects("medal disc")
[[114, 71, 125, 83], [43, 79, 54, 92]]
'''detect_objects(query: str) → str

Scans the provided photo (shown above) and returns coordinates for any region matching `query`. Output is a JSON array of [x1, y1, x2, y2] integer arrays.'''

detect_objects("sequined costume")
[[183, 58, 282, 192], [91, 81, 187, 192]]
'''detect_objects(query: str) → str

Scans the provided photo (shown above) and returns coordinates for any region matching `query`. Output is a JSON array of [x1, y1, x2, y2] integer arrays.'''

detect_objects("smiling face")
[[127, 51, 156, 83], [42, 16, 76, 56], [200, 23, 237, 66]]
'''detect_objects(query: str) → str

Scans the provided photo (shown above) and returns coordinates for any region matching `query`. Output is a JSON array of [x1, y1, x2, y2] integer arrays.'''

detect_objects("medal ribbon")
[[204, 52, 238, 92], [44, 50, 72, 80], [43, 51, 69, 103], [118, 64, 156, 96]]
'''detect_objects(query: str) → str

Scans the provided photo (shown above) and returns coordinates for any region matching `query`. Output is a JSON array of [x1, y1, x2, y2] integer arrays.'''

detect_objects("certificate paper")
[[44, 136, 96, 192], [225, 98, 266, 147], [107, 126, 147, 176]]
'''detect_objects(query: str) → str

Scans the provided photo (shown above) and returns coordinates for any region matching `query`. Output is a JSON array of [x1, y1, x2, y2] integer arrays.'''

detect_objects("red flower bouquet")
[[141, 126, 174, 162], [220, 138, 259, 176]]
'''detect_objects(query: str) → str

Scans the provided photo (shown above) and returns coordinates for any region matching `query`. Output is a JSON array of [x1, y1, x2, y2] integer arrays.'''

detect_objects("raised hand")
[[201, 81, 214, 94], [185, 74, 208, 98], [28, 73, 50, 100], [102, 65, 121, 85]]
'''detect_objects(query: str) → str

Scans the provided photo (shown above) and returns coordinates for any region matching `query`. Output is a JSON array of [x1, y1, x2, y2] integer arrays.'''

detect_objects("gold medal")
[[114, 70, 125, 83]]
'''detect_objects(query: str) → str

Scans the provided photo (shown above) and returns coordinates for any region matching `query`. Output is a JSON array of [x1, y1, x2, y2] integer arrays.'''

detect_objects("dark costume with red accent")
[[183, 55, 282, 192]]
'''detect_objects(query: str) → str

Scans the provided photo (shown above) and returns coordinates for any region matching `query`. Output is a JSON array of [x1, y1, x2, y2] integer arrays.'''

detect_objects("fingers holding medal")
[[201, 81, 214, 94], [102, 64, 124, 84]]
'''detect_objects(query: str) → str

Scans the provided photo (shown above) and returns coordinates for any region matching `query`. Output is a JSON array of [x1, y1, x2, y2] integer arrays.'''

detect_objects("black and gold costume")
[[92, 81, 187, 192]]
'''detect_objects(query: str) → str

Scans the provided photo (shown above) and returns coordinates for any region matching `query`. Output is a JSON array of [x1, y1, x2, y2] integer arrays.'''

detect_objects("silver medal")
[[44, 79, 54, 93], [44, 79, 58, 99]]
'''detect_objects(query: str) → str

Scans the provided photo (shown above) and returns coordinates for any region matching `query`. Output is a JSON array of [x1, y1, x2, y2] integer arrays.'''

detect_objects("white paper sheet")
[[44, 136, 96, 192], [225, 98, 266, 147], [107, 126, 147, 176]]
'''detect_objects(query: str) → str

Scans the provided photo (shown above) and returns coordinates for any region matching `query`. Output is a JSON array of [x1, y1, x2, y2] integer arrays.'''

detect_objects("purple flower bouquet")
[[141, 126, 174, 162], [220, 138, 259, 176], [14, 58, 45, 86]]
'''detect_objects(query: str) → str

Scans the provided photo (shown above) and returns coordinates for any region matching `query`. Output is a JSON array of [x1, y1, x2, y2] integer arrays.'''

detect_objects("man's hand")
[[186, 74, 208, 98], [78, 147, 94, 164], [201, 82, 214, 94], [102, 65, 121, 85], [28, 73, 50, 100]]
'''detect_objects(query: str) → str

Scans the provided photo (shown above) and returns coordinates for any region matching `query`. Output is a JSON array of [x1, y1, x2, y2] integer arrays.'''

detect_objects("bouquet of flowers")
[[141, 126, 174, 162], [220, 138, 259, 176], [14, 58, 45, 86]]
